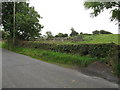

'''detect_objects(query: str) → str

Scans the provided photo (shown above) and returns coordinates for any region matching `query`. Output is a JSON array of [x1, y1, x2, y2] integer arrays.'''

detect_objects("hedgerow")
[[15, 41, 119, 76], [18, 41, 118, 58]]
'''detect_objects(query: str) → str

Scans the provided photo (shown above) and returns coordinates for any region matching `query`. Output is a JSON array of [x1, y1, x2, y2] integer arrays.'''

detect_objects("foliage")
[[84, 2, 120, 21], [80, 32, 83, 35], [70, 27, 78, 37], [55, 33, 68, 37], [0, 31, 1, 40], [8, 46, 99, 67], [92, 30, 112, 34], [0, 41, 2, 48], [45, 31, 54, 39], [9, 41, 120, 76], [2, 2, 43, 40], [0, 30, 9, 40], [92, 30, 100, 35], [17, 41, 118, 58], [99, 30, 112, 34]]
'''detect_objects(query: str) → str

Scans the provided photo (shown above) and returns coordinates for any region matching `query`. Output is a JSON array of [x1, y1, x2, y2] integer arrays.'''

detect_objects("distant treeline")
[[43, 28, 113, 40]]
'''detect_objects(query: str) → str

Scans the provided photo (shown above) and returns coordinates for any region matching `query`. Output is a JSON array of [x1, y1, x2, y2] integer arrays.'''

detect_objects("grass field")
[[81, 34, 119, 44], [34, 34, 119, 45]]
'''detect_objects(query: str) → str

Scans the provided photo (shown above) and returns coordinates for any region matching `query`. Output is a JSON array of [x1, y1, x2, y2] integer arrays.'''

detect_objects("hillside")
[[79, 34, 119, 45], [35, 34, 119, 45]]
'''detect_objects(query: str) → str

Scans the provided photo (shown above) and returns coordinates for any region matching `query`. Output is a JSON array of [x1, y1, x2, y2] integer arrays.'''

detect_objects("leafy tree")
[[92, 30, 100, 35], [0, 30, 10, 40], [92, 30, 112, 34], [2, 2, 43, 41], [45, 31, 53, 39], [100, 30, 112, 34], [84, 2, 120, 22], [70, 27, 78, 37], [80, 32, 83, 35], [63, 33, 68, 37], [55, 33, 68, 37], [55, 33, 63, 37]]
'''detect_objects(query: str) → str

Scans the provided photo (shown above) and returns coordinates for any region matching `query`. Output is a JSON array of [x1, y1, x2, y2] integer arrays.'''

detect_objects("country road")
[[2, 49, 118, 88]]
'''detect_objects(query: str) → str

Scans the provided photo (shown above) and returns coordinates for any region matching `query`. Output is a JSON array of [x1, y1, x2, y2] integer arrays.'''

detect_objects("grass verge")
[[0, 41, 2, 48], [7, 46, 100, 67]]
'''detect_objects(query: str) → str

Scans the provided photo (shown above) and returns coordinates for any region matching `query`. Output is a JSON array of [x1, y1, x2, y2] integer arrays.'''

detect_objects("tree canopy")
[[70, 27, 78, 37], [84, 2, 120, 22], [55, 33, 68, 38], [92, 30, 112, 34], [2, 2, 43, 40], [45, 31, 53, 39]]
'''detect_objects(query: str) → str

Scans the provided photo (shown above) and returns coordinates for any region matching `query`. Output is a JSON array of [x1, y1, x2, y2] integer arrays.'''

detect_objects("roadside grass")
[[9, 47, 101, 67], [0, 41, 2, 48]]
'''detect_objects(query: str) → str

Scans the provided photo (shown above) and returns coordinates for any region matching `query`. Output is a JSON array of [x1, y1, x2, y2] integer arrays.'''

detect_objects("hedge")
[[15, 40, 120, 76], [17, 41, 119, 58]]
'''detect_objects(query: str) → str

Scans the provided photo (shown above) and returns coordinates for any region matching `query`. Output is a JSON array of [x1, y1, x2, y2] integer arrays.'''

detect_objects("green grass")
[[0, 41, 2, 48], [10, 47, 100, 67], [80, 34, 119, 44], [34, 34, 119, 45]]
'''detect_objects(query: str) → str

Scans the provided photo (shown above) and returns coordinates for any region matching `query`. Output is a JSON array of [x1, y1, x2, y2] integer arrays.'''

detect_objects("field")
[[80, 34, 119, 44], [34, 34, 119, 45]]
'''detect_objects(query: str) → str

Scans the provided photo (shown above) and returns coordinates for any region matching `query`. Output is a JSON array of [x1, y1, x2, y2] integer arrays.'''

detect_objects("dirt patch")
[[75, 61, 119, 84]]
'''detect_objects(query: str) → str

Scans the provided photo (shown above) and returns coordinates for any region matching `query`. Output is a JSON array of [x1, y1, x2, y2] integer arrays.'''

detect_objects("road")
[[2, 49, 118, 88]]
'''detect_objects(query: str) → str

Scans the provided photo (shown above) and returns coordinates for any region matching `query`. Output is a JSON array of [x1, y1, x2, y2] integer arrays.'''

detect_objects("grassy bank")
[[6, 46, 101, 67], [0, 41, 2, 48], [15, 47, 119, 76], [2, 40, 119, 76]]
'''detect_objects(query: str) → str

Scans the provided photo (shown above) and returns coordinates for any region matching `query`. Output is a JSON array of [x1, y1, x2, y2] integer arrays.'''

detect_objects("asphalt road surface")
[[2, 49, 118, 88]]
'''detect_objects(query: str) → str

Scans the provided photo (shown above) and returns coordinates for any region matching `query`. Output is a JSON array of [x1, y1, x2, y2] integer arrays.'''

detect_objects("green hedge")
[[15, 41, 120, 76], [18, 41, 119, 58]]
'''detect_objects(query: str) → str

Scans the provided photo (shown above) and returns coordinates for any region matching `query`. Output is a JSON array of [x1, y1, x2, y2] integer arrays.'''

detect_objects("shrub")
[[18, 41, 118, 58]]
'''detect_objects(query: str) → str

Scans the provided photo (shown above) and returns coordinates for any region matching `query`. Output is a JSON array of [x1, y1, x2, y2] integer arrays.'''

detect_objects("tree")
[[84, 2, 120, 22], [99, 30, 112, 34], [92, 30, 112, 34], [55, 33, 63, 37], [92, 30, 100, 35], [70, 27, 78, 37], [63, 33, 68, 37], [80, 32, 83, 35], [45, 31, 53, 39], [2, 2, 43, 41], [55, 33, 68, 37]]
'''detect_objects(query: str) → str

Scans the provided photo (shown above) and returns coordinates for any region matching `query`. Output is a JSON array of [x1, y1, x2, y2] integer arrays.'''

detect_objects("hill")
[[79, 34, 119, 45]]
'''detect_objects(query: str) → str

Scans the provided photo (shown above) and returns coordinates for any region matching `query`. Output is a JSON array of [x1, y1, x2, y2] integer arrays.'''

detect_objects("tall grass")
[[12, 47, 99, 67], [0, 41, 2, 48]]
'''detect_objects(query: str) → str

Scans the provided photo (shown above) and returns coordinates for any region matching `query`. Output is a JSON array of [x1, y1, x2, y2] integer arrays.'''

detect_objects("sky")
[[29, 0, 118, 35]]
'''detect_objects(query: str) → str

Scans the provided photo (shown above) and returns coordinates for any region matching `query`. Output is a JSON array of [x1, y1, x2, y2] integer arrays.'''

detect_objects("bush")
[[18, 41, 118, 58]]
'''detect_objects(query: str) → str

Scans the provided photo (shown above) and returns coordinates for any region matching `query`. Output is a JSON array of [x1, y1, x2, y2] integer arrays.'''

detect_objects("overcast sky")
[[29, 0, 118, 35]]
